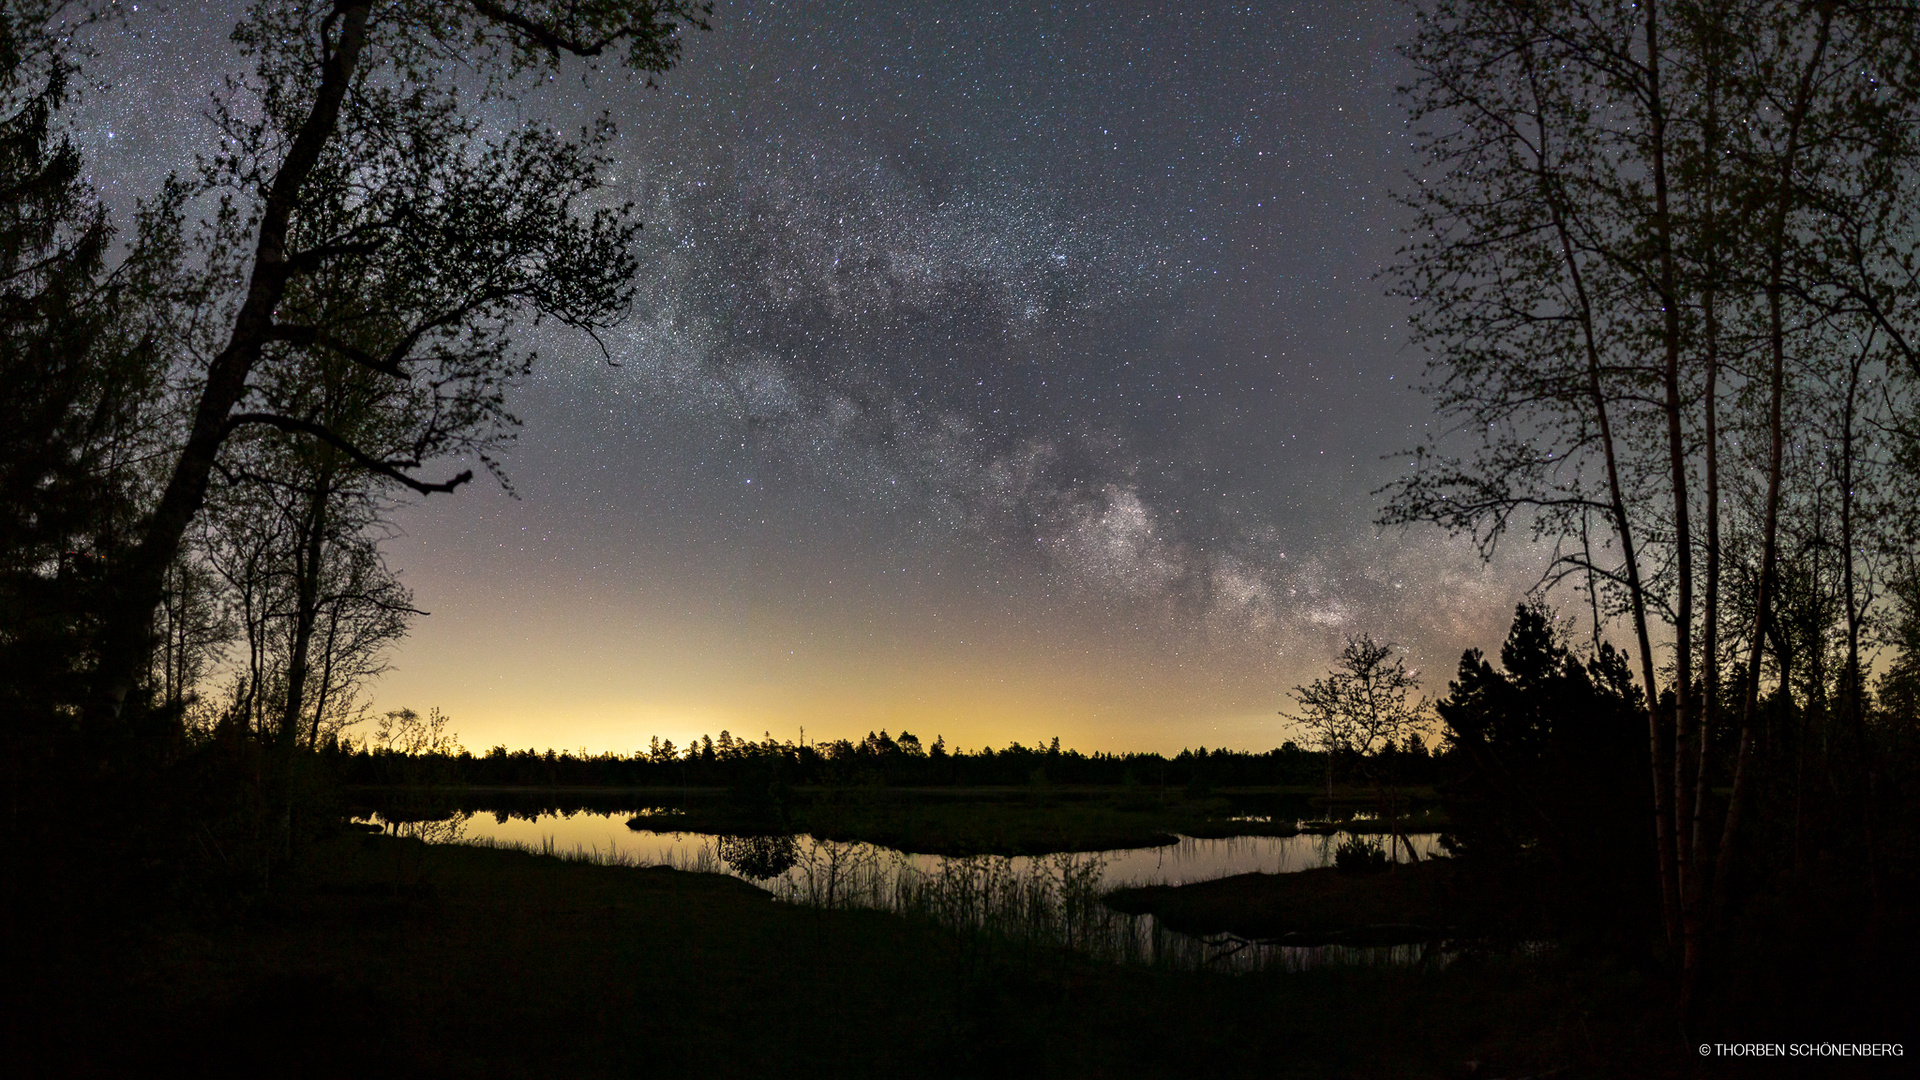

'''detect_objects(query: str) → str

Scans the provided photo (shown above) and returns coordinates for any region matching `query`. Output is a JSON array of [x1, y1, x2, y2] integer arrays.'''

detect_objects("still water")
[[446, 809, 1445, 893], [368, 809, 1455, 972]]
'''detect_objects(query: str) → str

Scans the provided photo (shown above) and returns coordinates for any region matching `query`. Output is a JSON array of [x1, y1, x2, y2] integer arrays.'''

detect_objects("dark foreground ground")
[[1106, 859, 1532, 945], [7, 833, 1902, 1079]]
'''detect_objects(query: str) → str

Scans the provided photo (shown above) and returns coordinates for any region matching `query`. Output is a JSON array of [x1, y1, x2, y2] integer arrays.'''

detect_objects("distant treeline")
[[330, 728, 1443, 792]]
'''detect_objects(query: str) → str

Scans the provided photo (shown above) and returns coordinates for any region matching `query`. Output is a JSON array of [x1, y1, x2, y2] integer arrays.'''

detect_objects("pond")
[[448, 808, 1444, 889], [363, 808, 1456, 973]]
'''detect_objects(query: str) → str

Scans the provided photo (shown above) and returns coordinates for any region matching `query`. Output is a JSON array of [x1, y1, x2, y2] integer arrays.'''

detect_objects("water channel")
[[367, 808, 1455, 972], [452, 808, 1443, 888]]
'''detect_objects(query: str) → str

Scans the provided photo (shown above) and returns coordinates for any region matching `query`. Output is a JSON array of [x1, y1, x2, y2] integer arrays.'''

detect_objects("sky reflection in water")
[[446, 810, 1445, 891]]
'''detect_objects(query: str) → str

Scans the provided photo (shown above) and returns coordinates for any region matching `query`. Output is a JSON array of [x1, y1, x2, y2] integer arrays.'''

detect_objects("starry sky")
[[77, 1, 1547, 755]]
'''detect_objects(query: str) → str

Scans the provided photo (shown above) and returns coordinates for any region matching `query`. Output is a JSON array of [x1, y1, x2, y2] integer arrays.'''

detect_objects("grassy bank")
[[11, 832, 1726, 1078]]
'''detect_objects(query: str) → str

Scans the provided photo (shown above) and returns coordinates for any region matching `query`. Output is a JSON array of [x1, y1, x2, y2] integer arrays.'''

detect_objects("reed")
[[748, 840, 1391, 972], [447, 829, 1451, 973], [462, 834, 653, 869]]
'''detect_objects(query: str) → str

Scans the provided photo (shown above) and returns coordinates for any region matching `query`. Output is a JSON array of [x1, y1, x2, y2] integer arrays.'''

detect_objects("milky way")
[[75, 2, 1548, 753]]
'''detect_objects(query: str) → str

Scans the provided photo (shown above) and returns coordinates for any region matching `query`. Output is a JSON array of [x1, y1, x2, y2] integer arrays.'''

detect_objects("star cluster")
[[77, 2, 1544, 753]]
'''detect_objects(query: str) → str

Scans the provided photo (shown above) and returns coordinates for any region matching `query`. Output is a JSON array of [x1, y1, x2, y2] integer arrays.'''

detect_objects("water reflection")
[[360, 809, 1454, 972], [435, 809, 1442, 892], [714, 832, 800, 880]]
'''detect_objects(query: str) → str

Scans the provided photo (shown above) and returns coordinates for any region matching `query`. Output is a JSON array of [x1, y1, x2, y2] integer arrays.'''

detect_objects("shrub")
[[1335, 835, 1388, 874]]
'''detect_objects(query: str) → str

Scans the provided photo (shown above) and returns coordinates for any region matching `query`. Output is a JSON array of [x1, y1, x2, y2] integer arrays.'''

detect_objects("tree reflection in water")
[[715, 833, 800, 880]]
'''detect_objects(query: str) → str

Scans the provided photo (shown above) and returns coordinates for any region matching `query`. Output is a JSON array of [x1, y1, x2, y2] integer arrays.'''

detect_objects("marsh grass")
[[757, 838, 1455, 973], [892, 851, 1119, 956], [446, 828, 1457, 973], [457, 831, 1171, 964], [462, 833, 726, 874], [39, 832, 1674, 1080], [852, 845, 1454, 973]]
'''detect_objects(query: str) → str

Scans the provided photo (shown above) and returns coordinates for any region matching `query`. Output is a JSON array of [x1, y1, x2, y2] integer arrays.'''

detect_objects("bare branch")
[[224, 412, 472, 495]]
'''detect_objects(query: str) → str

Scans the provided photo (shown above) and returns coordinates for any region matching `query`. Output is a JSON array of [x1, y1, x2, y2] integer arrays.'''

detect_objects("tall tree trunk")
[[1838, 338, 1876, 898], [311, 602, 344, 749], [273, 476, 331, 865], [1693, 281, 1721, 916], [1719, 8, 1834, 903], [278, 474, 333, 749], [1522, 33, 1678, 948], [1645, 0, 1700, 979], [84, 5, 371, 732], [1689, 0, 1725, 958]]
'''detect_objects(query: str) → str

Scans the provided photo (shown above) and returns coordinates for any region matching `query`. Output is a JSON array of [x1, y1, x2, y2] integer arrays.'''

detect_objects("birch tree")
[[1383, 0, 1920, 1008]]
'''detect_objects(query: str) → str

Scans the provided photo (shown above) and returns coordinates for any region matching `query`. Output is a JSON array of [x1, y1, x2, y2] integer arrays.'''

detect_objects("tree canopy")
[[0, 0, 710, 902], [1384, 0, 1920, 1007]]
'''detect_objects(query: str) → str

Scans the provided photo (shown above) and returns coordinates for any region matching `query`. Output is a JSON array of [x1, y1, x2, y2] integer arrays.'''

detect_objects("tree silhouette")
[[1383, 0, 1920, 1006], [1289, 634, 1429, 864], [1435, 604, 1647, 930], [84, 1, 711, 735], [0, 6, 188, 869]]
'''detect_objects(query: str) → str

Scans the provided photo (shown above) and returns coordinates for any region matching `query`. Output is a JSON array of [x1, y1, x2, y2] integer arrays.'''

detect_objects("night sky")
[[78, 2, 1545, 754]]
